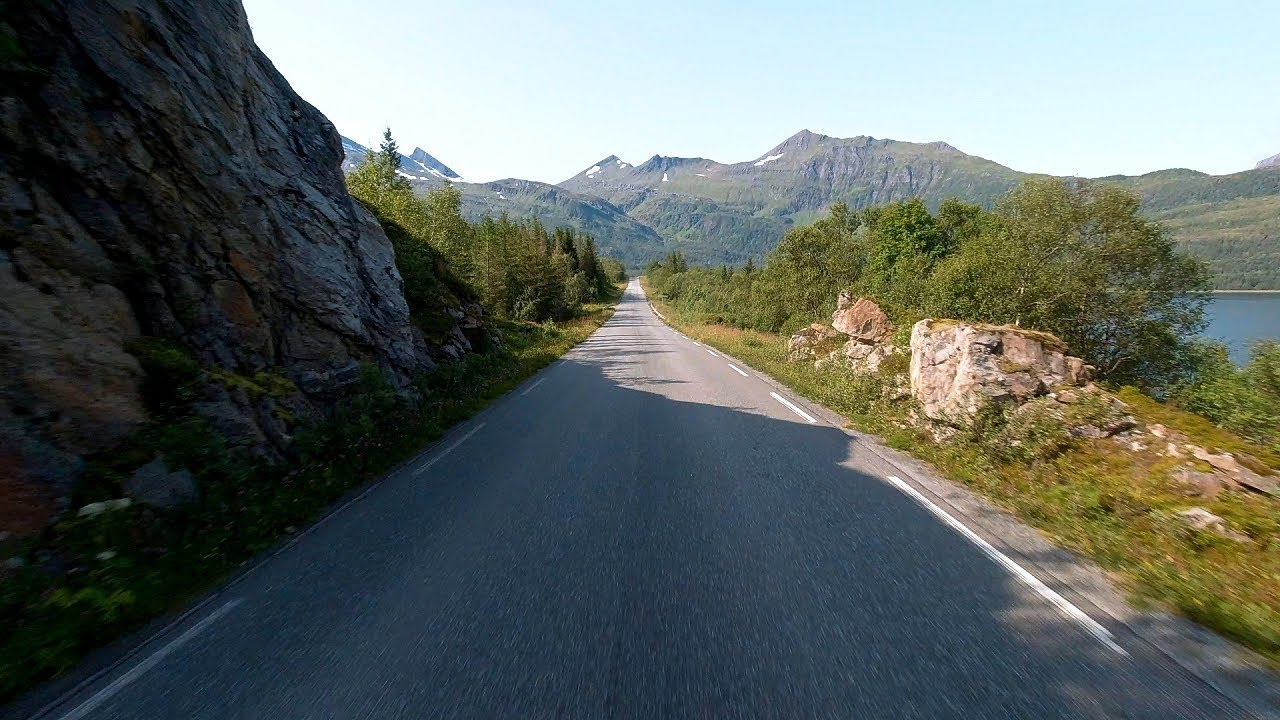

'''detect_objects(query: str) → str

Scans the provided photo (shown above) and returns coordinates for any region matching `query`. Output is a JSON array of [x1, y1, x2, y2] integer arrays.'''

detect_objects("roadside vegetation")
[[348, 130, 626, 324], [643, 177, 1280, 661], [0, 131, 624, 703]]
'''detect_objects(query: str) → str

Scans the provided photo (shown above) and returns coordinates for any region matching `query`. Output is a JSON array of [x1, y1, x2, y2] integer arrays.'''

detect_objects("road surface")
[[32, 281, 1248, 719]]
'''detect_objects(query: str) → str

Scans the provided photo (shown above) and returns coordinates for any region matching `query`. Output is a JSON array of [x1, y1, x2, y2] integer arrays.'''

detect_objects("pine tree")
[[379, 127, 401, 172]]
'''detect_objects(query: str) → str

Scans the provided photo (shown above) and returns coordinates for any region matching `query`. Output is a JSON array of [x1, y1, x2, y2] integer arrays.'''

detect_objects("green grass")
[[644, 281, 1280, 665], [0, 297, 617, 703]]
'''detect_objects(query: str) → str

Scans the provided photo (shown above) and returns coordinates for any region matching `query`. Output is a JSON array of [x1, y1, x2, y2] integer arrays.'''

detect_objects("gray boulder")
[[124, 457, 199, 509]]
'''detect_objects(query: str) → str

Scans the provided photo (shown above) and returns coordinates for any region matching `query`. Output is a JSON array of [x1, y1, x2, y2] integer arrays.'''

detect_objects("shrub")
[[1172, 340, 1280, 451]]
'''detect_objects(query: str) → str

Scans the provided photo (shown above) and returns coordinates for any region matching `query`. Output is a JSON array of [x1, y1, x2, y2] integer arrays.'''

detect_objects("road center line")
[[56, 598, 244, 720], [519, 378, 544, 396], [886, 475, 1127, 655], [728, 363, 749, 377], [770, 391, 817, 423], [414, 423, 485, 476]]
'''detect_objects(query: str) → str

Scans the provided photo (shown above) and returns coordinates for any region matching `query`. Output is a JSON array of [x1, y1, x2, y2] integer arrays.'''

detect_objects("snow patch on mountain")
[[754, 153, 785, 167]]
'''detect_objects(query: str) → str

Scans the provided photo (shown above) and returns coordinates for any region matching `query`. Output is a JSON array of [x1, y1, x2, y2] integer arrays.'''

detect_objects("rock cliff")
[[0, 0, 473, 533]]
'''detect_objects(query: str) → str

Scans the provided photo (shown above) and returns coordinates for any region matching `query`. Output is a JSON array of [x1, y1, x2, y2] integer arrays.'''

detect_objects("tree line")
[[645, 178, 1280, 448], [347, 130, 625, 327]]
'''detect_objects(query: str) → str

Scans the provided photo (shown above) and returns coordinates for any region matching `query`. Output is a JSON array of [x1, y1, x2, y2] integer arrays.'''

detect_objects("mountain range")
[[340, 133, 1280, 289], [340, 136, 666, 264]]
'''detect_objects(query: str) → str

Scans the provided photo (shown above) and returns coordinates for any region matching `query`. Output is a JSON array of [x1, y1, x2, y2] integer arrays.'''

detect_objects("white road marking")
[[414, 423, 485, 476], [728, 364, 749, 377], [886, 475, 1127, 655], [705, 348, 720, 357], [770, 392, 817, 423], [56, 598, 244, 720], [519, 378, 545, 396]]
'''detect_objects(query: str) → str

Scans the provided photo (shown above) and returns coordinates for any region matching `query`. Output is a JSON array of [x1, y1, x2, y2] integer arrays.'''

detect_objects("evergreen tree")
[[379, 127, 401, 172]]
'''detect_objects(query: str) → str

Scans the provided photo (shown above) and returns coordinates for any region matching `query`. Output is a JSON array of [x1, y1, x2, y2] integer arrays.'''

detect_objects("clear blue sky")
[[243, 0, 1278, 184]]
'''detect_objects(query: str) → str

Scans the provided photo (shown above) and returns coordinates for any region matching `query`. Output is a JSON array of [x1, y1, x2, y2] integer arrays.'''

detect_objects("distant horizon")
[[246, 0, 1280, 184], [338, 126, 1273, 186]]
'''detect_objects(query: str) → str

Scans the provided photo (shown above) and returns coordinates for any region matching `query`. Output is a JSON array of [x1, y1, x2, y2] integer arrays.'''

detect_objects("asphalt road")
[[33, 280, 1249, 719]]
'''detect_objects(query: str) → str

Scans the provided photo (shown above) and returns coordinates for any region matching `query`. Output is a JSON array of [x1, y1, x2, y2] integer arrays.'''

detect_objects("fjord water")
[[1205, 292, 1280, 364]]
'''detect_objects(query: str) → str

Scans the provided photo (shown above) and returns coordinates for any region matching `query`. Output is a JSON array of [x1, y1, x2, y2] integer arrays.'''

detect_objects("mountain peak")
[[406, 147, 460, 180], [338, 135, 464, 182], [1257, 152, 1280, 170], [762, 129, 834, 158], [577, 155, 632, 180]]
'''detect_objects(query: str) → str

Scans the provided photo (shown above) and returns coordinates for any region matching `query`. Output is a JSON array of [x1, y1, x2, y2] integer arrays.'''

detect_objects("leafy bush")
[[1172, 340, 1280, 452]]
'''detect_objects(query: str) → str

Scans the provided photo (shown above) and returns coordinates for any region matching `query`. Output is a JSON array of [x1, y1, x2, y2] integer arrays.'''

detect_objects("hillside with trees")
[[347, 131, 627, 325], [562, 131, 1280, 289]]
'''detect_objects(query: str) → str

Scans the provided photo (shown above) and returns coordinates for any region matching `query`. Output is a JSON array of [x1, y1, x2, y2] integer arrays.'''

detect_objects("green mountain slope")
[[456, 179, 667, 269], [561, 130, 1280, 288]]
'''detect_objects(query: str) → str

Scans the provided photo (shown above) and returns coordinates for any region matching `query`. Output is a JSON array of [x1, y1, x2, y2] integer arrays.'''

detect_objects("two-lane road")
[[33, 281, 1248, 718]]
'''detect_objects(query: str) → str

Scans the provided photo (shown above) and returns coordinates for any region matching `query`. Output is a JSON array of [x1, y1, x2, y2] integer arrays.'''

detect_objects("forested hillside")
[[563, 131, 1280, 289], [454, 179, 667, 269], [346, 136, 627, 325]]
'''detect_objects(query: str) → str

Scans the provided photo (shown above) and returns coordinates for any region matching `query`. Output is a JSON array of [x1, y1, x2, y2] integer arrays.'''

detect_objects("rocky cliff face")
[[0, 0, 467, 533]]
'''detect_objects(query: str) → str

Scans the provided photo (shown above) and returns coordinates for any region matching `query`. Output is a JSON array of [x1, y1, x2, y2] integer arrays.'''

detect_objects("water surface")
[[1204, 292, 1280, 364]]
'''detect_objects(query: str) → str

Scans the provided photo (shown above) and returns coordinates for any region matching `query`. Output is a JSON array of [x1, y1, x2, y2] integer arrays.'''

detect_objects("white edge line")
[[769, 391, 817, 424], [886, 475, 1127, 656], [519, 377, 545, 396], [55, 598, 244, 720], [728, 363, 749, 377], [414, 422, 485, 476], [705, 348, 720, 357]]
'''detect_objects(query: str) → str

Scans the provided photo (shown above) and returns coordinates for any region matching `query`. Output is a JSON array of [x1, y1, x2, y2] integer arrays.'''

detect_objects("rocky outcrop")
[[910, 319, 1092, 427], [0, 0, 480, 533], [788, 324, 846, 361], [788, 294, 899, 374], [1176, 507, 1248, 542], [1138, 424, 1279, 499], [828, 341, 899, 374], [994, 385, 1137, 458], [825, 293, 897, 374], [831, 291, 891, 343]]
